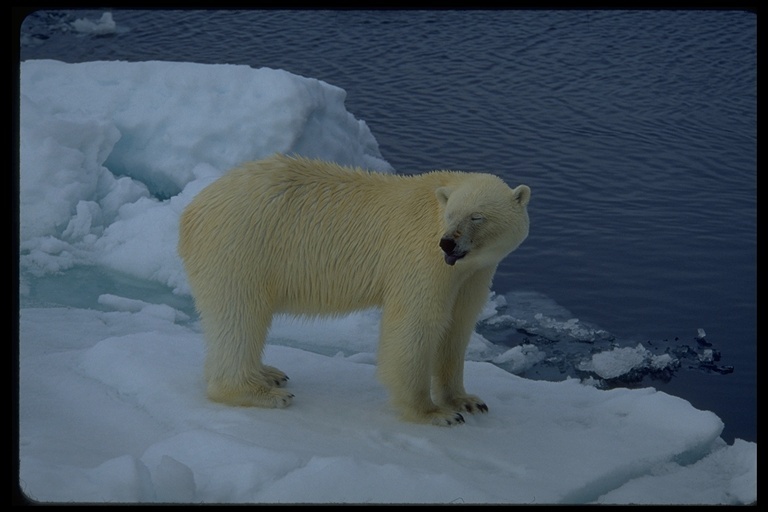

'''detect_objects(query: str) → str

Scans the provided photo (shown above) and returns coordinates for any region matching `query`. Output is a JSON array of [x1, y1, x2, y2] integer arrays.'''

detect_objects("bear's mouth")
[[439, 237, 468, 266], [443, 253, 467, 265]]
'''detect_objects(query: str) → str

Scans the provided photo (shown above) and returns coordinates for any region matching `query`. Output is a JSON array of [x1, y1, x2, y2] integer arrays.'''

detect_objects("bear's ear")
[[512, 185, 531, 207], [435, 186, 453, 206]]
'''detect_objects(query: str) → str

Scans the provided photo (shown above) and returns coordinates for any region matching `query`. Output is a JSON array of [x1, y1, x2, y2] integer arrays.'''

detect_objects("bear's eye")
[[470, 213, 485, 223]]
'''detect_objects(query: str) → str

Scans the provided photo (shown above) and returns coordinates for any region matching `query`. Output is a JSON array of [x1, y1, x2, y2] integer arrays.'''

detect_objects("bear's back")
[[180, 156, 437, 313]]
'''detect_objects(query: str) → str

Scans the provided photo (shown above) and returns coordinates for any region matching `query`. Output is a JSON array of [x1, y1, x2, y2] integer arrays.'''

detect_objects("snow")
[[17, 59, 756, 504]]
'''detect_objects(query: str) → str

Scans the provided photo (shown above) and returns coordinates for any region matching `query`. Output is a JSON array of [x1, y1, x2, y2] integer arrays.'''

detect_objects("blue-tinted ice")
[[477, 291, 733, 386]]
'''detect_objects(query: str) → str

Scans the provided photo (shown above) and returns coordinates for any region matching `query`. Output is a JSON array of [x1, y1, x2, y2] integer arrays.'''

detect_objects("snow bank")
[[20, 59, 391, 293]]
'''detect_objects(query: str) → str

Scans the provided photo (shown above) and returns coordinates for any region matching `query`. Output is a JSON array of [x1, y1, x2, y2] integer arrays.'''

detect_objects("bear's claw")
[[430, 412, 465, 426], [262, 365, 289, 387], [440, 395, 488, 415], [268, 390, 294, 408]]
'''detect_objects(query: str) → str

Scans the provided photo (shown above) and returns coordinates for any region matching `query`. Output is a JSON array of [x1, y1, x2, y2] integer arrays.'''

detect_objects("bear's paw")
[[208, 383, 294, 409], [438, 394, 489, 415], [263, 365, 289, 387], [430, 411, 466, 427], [402, 407, 466, 426]]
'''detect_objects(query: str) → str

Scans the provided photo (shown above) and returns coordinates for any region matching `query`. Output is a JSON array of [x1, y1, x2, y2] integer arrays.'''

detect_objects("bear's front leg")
[[377, 305, 466, 426], [432, 267, 495, 416], [431, 340, 489, 416], [431, 338, 489, 416]]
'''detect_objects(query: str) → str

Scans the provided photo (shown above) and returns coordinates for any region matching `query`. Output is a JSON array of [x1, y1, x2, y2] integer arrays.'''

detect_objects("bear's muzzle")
[[439, 237, 468, 266]]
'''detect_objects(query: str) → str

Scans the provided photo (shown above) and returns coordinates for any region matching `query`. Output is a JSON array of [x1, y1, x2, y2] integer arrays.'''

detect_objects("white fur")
[[178, 154, 530, 425]]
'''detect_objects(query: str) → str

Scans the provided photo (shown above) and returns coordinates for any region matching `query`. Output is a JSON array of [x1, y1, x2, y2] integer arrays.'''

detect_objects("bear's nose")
[[439, 237, 456, 254]]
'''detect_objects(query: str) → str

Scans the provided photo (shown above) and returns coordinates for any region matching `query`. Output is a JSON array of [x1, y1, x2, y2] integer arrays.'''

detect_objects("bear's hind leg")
[[201, 302, 293, 409]]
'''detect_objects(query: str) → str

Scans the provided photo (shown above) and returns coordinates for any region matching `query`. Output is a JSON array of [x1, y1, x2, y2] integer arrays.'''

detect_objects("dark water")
[[19, 9, 756, 443]]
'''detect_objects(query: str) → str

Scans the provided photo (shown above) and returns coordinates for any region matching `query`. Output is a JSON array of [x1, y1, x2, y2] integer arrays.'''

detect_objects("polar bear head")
[[436, 174, 530, 267]]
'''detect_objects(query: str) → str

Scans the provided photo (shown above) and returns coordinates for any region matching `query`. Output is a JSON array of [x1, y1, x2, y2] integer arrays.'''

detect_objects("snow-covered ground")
[[17, 59, 756, 504]]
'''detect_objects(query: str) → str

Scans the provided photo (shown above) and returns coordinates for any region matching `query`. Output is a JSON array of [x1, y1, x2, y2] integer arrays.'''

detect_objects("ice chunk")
[[71, 12, 117, 35]]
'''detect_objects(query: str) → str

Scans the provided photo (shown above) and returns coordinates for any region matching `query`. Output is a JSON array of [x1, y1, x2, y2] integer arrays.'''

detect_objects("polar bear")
[[178, 154, 531, 425]]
